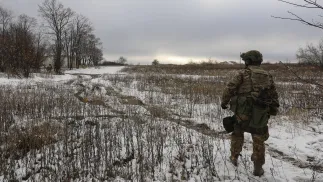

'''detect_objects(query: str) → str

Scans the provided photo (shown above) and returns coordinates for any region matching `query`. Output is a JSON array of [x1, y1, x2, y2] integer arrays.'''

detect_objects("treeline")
[[0, 9, 46, 78], [0, 0, 103, 78]]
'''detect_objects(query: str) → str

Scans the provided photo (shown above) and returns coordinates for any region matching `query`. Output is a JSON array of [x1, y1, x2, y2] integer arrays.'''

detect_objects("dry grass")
[[123, 63, 323, 82], [7, 121, 62, 159], [0, 63, 322, 181], [122, 63, 323, 119], [132, 74, 225, 103]]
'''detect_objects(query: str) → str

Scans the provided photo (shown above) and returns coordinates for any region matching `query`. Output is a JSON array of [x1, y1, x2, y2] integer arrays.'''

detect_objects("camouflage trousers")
[[230, 122, 269, 165]]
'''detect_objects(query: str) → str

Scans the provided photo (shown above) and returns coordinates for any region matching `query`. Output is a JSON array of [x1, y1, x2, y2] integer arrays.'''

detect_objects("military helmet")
[[240, 50, 263, 64]]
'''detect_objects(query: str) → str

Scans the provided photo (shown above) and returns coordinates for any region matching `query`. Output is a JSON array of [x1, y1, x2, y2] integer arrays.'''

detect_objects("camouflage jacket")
[[221, 65, 279, 108]]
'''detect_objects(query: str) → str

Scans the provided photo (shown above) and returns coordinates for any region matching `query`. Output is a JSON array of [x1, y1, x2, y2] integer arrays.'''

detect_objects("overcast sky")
[[1, 0, 322, 64]]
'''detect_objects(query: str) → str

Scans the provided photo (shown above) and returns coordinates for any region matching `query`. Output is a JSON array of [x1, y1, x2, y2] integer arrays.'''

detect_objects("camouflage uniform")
[[221, 50, 279, 176]]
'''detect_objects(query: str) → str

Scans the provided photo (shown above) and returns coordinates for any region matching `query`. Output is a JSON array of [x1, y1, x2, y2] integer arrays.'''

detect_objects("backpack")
[[230, 67, 272, 129], [248, 67, 271, 129]]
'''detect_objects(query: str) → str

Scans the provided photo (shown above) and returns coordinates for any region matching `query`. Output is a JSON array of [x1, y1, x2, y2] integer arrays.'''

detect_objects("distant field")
[[0, 64, 322, 181]]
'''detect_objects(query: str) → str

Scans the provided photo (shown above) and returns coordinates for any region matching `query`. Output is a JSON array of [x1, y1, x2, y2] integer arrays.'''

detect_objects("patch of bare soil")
[[120, 95, 144, 105]]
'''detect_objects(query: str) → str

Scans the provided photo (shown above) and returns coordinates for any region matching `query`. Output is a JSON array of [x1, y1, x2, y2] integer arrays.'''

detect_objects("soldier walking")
[[221, 50, 279, 176]]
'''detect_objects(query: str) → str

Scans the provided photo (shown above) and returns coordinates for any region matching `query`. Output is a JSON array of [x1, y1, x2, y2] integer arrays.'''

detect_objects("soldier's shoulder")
[[236, 69, 246, 75], [230, 69, 243, 78], [230, 69, 245, 81], [238, 68, 251, 76]]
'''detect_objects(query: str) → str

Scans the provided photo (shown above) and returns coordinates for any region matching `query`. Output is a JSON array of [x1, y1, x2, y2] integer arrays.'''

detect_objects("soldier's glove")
[[221, 103, 228, 109]]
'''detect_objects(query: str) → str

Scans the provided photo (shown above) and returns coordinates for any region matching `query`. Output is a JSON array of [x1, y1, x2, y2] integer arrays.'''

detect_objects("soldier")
[[221, 50, 279, 176]]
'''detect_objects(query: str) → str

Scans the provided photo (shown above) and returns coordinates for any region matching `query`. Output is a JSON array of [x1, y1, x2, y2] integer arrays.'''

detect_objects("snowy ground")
[[65, 66, 125, 75], [0, 66, 322, 181]]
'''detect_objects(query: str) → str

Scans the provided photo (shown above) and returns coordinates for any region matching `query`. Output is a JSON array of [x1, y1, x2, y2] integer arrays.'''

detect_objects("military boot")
[[230, 154, 239, 166], [253, 162, 264, 176]]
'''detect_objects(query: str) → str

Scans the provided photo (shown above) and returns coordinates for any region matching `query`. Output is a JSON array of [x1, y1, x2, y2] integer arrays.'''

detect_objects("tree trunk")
[[54, 39, 62, 74]]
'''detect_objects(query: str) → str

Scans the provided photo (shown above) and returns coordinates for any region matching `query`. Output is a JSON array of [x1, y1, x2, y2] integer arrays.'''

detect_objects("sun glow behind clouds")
[[156, 55, 196, 64], [156, 55, 231, 65], [166, 56, 189, 64]]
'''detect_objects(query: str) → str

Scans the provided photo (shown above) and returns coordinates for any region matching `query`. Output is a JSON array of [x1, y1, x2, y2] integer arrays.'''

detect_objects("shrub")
[[152, 59, 159, 65]]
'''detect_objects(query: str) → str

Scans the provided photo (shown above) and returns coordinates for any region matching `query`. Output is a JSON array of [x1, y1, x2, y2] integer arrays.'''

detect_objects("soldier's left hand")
[[221, 103, 228, 109]]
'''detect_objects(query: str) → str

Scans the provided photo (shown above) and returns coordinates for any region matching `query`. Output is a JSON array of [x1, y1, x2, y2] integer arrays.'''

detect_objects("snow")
[[0, 66, 322, 181], [0, 73, 78, 86], [268, 119, 323, 164], [0, 77, 23, 85], [64, 66, 125, 75], [0, 66, 124, 85]]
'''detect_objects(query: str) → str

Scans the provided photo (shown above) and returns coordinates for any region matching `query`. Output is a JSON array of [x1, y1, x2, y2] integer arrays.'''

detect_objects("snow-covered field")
[[0, 66, 322, 181], [65, 66, 125, 75]]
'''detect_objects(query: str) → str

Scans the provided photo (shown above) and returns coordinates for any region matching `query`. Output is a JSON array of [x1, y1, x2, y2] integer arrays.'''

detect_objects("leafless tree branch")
[[279, 61, 323, 88], [38, 0, 74, 73], [272, 11, 323, 29], [278, 0, 322, 8], [273, 0, 323, 30]]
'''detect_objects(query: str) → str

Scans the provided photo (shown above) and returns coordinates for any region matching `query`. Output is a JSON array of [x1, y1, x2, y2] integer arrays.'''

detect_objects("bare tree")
[[38, 0, 74, 74], [63, 27, 73, 69], [0, 6, 13, 36], [273, 0, 323, 67], [3, 14, 48, 78], [0, 5, 13, 72], [34, 31, 48, 72], [84, 34, 103, 66], [152, 59, 159, 66], [117, 56, 127, 65], [67, 14, 92, 69], [17, 15, 37, 31], [296, 39, 323, 67], [16, 15, 38, 77], [61, 14, 104, 69], [273, 0, 323, 30]]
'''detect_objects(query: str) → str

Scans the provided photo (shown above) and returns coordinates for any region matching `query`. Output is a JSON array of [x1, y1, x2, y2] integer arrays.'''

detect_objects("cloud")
[[2, 0, 322, 64]]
